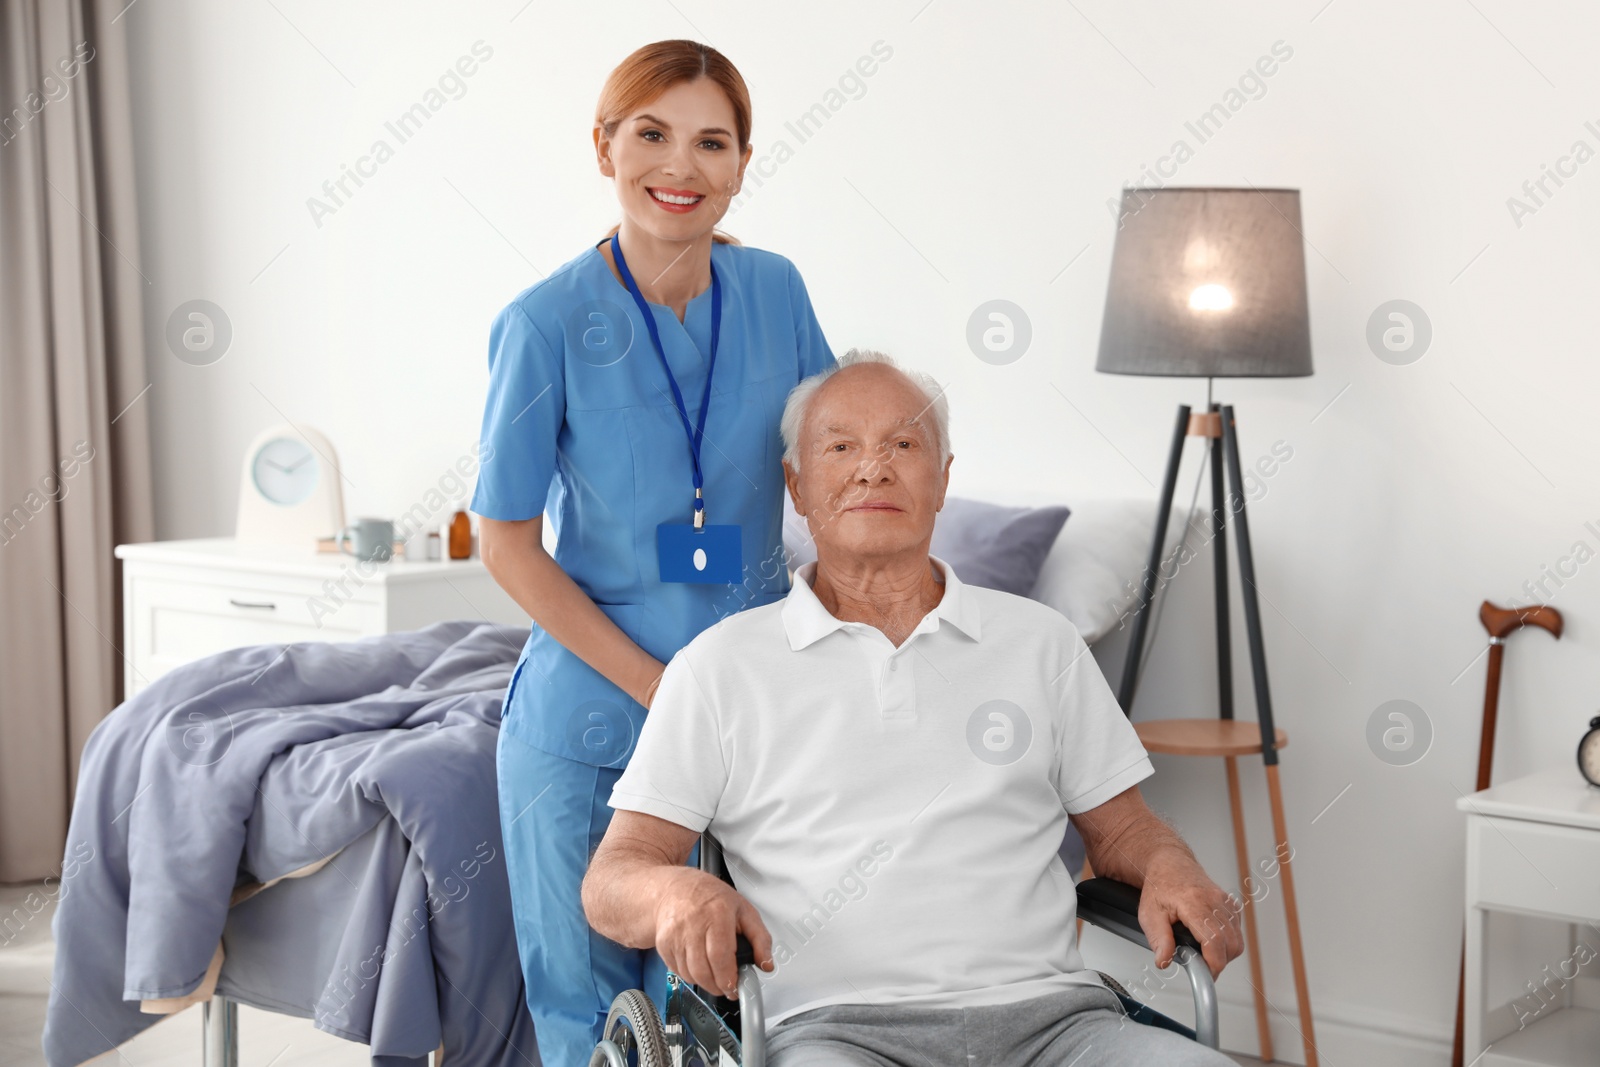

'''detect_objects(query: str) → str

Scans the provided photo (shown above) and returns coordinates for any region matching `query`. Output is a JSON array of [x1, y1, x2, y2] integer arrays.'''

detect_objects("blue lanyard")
[[610, 232, 722, 527]]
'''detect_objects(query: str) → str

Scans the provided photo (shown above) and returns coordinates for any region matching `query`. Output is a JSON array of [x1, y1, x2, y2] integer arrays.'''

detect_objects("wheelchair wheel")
[[591, 988, 670, 1067]]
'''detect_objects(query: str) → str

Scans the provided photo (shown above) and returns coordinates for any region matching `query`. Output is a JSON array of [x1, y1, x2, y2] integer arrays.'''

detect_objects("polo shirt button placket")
[[881, 642, 917, 722]]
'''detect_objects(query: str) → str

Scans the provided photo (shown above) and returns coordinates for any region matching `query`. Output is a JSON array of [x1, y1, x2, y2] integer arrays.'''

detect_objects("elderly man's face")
[[783, 364, 951, 562]]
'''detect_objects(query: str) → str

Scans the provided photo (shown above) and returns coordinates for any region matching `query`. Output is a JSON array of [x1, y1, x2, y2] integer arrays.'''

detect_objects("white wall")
[[125, 1, 1600, 1062]]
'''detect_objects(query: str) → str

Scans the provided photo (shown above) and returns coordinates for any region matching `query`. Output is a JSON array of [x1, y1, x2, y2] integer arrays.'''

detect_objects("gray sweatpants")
[[764, 982, 1237, 1066]]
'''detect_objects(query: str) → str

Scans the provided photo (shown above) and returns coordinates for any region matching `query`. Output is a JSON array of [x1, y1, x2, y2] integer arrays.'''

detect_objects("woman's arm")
[[479, 514, 667, 709]]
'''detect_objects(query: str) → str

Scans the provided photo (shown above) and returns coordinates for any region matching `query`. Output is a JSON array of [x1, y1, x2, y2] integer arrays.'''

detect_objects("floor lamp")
[[1095, 187, 1318, 1066]]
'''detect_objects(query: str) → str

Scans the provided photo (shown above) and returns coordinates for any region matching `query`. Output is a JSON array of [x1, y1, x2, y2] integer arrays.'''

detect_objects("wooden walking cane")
[[1450, 600, 1563, 1067]]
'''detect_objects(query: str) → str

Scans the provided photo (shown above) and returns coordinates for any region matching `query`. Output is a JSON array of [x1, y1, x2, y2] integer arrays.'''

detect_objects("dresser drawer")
[[1469, 814, 1600, 922], [127, 572, 385, 693]]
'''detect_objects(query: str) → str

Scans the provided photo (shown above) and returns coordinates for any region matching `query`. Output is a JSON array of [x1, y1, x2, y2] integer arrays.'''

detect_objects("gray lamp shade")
[[1095, 187, 1313, 378]]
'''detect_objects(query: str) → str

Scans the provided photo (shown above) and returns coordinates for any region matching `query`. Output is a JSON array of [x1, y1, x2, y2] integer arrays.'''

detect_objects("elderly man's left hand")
[[1071, 786, 1244, 980], [1135, 851, 1243, 979]]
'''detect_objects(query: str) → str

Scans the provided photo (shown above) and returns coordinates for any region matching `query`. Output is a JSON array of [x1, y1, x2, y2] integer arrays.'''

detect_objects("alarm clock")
[[235, 424, 345, 549], [1580, 716, 1600, 788]]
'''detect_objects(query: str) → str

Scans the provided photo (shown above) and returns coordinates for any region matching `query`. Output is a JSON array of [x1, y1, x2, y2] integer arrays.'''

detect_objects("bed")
[[42, 620, 540, 1067]]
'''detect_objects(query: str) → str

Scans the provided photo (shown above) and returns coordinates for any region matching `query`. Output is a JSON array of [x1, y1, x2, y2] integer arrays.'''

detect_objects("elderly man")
[[582, 349, 1242, 1066]]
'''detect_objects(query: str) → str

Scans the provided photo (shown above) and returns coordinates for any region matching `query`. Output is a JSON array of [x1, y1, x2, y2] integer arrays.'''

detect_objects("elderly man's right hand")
[[652, 866, 776, 998]]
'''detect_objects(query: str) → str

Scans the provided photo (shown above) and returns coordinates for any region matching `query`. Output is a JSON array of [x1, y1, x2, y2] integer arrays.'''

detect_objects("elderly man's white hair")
[[780, 348, 951, 469]]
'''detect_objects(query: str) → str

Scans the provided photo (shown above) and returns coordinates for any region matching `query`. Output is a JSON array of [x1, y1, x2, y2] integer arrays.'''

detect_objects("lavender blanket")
[[43, 620, 541, 1067]]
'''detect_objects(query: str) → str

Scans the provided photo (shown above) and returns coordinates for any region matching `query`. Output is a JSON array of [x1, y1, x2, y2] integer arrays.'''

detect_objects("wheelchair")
[[589, 833, 1220, 1066]]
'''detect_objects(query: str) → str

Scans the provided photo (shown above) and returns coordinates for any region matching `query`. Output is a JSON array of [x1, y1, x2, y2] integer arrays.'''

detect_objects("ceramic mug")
[[337, 517, 394, 562]]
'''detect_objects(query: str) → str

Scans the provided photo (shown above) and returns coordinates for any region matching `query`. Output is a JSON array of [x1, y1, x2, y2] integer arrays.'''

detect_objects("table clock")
[[1579, 715, 1600, 787], [235, 424, 345, 549]]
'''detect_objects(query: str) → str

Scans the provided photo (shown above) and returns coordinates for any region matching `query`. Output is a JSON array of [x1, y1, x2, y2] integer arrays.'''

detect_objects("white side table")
[[114, 537, 528, 699], [1457, 766, 1600, 1066]]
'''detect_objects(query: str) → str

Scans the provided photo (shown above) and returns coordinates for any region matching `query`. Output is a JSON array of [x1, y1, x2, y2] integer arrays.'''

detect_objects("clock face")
[[1582, 726, 1600, 787], [251, 436, 319, 506]]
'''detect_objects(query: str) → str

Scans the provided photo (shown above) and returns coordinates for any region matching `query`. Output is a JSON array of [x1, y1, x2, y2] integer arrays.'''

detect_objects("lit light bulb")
[[1189, 284, 1234, 311]]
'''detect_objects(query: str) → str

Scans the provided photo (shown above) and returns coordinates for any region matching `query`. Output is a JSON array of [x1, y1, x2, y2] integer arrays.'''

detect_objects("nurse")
[[470, 39, 837, 1065]]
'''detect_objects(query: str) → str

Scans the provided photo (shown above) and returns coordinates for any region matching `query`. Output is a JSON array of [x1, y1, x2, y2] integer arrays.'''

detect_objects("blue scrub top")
[[472, 238, 837, 767]]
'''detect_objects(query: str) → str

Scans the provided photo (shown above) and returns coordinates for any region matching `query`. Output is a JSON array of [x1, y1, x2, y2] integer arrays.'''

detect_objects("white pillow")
[[1029, 497, 1192, 645]]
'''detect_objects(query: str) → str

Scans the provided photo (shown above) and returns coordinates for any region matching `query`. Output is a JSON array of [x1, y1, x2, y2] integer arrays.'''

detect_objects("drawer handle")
[[229, 598, 278, 610]]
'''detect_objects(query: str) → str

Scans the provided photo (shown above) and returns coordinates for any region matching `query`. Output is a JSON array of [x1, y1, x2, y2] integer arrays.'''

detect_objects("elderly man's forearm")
[[1089, 811, 1200, 886], [581, 855, 676, 949]]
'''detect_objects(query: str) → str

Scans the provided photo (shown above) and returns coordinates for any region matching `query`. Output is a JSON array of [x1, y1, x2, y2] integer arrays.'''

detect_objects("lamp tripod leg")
[[1266, 764, 1318, 1067], [1227, 755, 1275, 1062], [1213, 400, 1273, 1056], [1210, 407, 1232, 724], [1117, 405, 1191, 713], [1222, 406, 1318, 1067]]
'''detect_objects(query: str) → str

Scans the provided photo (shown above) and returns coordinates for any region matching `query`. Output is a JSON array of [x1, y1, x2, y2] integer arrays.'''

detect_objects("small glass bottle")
[[448, 501, 472, 560]]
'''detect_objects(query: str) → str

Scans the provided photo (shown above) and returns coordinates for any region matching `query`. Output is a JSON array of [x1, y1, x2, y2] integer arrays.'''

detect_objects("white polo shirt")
[[607, 554, 1153, 1028]]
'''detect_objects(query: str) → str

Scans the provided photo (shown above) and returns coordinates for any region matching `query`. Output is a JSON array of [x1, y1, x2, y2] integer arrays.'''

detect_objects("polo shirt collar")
[[782, 553, 983, 651]]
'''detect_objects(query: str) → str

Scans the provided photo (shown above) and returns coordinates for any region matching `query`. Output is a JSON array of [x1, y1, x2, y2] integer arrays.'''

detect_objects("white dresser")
[[1458, 766, 1600, 1066], [115, 538, 528, 699]]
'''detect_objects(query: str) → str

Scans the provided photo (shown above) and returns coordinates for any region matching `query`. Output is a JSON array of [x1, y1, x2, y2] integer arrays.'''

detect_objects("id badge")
[[658, 523, 743, 583]]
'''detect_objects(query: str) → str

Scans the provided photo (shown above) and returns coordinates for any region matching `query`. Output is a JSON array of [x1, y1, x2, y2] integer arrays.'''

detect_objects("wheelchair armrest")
[[1075, 877, 1219, 1051], [1076, 877, 1202, 955]]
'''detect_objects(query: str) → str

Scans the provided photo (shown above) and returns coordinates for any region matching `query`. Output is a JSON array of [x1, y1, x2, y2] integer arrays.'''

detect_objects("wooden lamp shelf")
[[1134, 719, 1288, 758]]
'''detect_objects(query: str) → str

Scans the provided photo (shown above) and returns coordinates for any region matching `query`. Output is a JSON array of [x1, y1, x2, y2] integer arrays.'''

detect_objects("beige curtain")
[[0, 0, 154, 881]]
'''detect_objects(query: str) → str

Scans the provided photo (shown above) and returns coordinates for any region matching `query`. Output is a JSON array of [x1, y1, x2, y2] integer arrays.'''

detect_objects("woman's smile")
[[647, 186, 705, 213]]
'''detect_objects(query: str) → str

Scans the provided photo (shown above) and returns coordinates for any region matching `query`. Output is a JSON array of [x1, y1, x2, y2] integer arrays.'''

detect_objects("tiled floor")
[[2, 881, 1265, 1065]]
